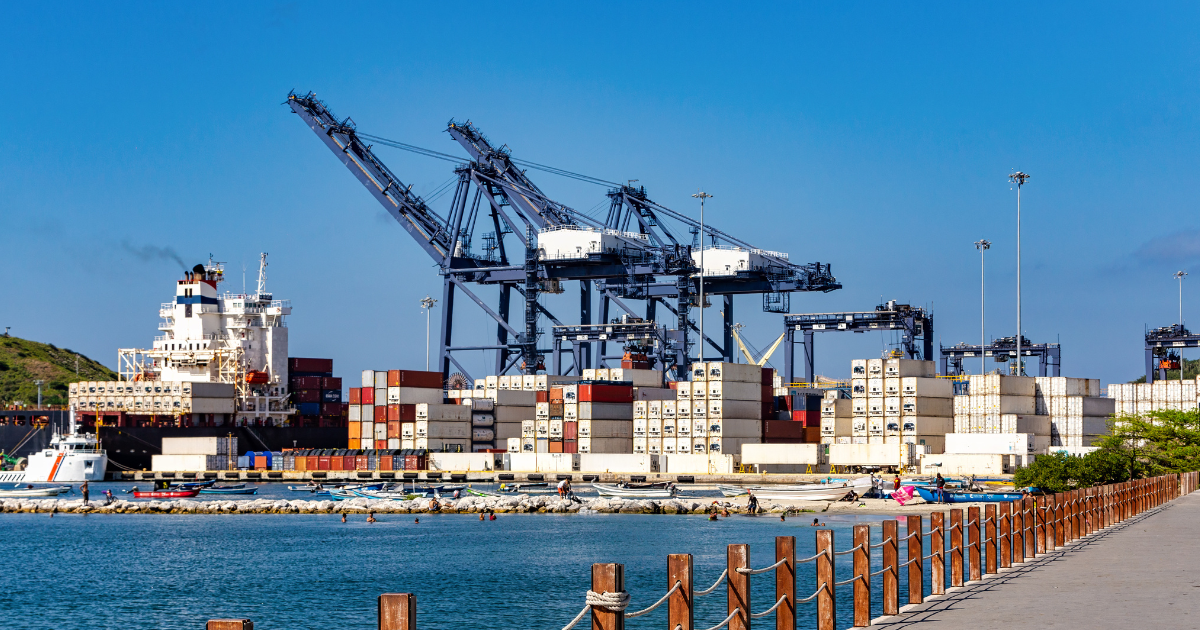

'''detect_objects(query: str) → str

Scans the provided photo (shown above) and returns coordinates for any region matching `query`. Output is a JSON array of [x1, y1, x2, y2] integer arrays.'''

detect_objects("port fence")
[[208, 471, 1199, 630]]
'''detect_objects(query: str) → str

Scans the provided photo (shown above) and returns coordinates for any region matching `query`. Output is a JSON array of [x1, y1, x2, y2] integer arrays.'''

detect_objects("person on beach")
[[893, 475, 901, 497], [81, 481, 89, 506], [746, 491, 759, 514], [935, 473, 947, 503], [780, 512, 786, 521], [557, 478, 568, 499], [367, 512, 377, 524]]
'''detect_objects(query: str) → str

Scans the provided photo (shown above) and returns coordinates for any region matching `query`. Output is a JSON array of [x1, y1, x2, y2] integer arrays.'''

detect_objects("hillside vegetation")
[[0, 336, 117, 407]]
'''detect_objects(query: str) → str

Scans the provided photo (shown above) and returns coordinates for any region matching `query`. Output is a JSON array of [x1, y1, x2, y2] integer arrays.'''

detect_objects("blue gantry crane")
[[286, 91, 840, 383], [939, 336, 1062, 377]]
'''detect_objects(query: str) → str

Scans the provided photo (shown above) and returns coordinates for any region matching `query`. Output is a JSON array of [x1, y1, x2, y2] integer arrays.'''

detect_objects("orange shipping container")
[[349, 388, 362, 404], [348, 421, 361, 441], [375, 439, 387, 450], [550, 387, 564, 402], [379, 454, 393, 471], [294, 453, 308, 472], [254, 456, 267, 470], [387, 421, 401, 439], [549, 440, 563, 453], [387, 369, 442, 388], [348, 437, 361, 450], [536, 391, 549, 403]]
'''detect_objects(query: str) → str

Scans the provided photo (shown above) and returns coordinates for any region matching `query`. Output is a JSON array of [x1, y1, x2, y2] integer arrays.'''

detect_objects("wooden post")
[[207, 621, 252, 630], [816, 530, 835, 630], [1024, 496, 1036, 559], [728, 544, 750, 630], [930, 512, 945, 596], [668, 554, 693, 630], [984, 504, 997, 575], [998, 502, 1011, 569], [591, 563, 625, 630], [949, 508, 964, 588], [882, 520, 899, 616], [1054, 494, 1065, 548], [1065, 491, 1075, 543], [1072, 489, 1082, 540], [852, 525, 870, 628], [967, 507, 981, 582], [379, 593, 416, 630], [907, 515, 923, 605], [1011, 500, 1024, 564], [775, 537, 794, 630], [1034, 496, 1047, 554]]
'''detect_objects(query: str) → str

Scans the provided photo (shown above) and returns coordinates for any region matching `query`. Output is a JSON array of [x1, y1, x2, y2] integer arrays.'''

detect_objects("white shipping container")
[[703, 362, 762, 383], [852, 359, 868, 376], [676, 384, 691, 400], [633, 417, 648, 437], [885, 358, 935, 377], [361, 422, 374, 440], [361, 370, 376, 388], [945, 432, 1048, 454], [535, 419, 549, 438], [416, 403, 471, 421], [649, 418, 662, 435], [161, 437, 236, 456], [691, 401, 707, 419], [821, 416, 853, 435], [633, 437, 647, 454], [689, 381, 707, 399], [374, 423, 388, 440], [868, 378, 884, 396], [884, 396, 902, 415], [549, 418, 563, 438], [536, 402, 550, 418], [852, 398, 868, 415], [151, 454, 226, 471], [648, 400, 662, 419], [692, 418, 706, 437], [707, 381, 762, 401], [401, 422, 415, 438], [902, 397, 954, 416], [868, 417, 884, 434], [507, 437, 521, 453], [609, 368, 663, 387], [692, 438, 707, 454], [595, 369, 611, 381], [578, 402, 634, 420], [868, 397, 885, 416], [867, 358, 884, 376], [884, 377, 901, 396], [901, 377, 953, 398], [633, 401, 649, 419], [662, 400, 677, 419], [708, 399, 762, 419], [662, 415, 676, 437], [821, 399, 852, 417], [521, 420, 535, 437], [851, 378, 867, 398]]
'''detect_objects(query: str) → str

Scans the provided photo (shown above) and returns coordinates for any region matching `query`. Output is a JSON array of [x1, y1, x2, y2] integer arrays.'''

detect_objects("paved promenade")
[[871, 492, 1200, 629]]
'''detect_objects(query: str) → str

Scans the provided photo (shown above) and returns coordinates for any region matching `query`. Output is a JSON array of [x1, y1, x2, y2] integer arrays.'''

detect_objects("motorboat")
[[913, 487, 1026, 504], [198, 485, 257, 495], [133, 489, 200, 498], [171, 480, 217, 489], [499, 482, 557, 494], [745, 477, 874, 501], [0, 484, 73, 498], [0, 410, 107, 483], [593, 482, 677, 499]]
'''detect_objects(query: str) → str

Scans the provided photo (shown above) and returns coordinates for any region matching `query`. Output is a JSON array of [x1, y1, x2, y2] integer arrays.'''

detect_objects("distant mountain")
[[0, 336, 117, 407]]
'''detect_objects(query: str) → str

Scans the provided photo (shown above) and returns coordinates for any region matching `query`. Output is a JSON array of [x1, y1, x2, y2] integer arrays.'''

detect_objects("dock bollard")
[[379, 593, 416, 630], [998, 502, 1011, 569], [949, 509, 964, 588], [727, 544, 749, 630], [816, 530, 835, 630], [882, 520, 899, 616], [906, 515, 923, 605], [984, 505, 997, 575], [207, 621, 252, 630], [930, 512, 945, 596], [591, 563, 625, 630], [667, 554, 693, 630], [967, 507, 981, 582], [775, 536, 795, 630], [852, 524, 870, 627]]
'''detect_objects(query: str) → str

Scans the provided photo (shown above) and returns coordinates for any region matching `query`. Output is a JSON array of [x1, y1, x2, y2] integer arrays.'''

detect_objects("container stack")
[[348, 369, 442, 451], [949, 374, 1050, 454], [151, 436, 238, 471], [466, 397, 497, 453], [894, 359, 951, 453], [686, 362, 766, 455], [846, 358, 869, 445], [572, 382, 634, 453], [819, 391, 852, 445], [1035, 376, 1112, 447], [288, 357, 344, 428], [1107, 378, 1199, 418], [69, 381, 236, 423], [461, 374, 565, 452]]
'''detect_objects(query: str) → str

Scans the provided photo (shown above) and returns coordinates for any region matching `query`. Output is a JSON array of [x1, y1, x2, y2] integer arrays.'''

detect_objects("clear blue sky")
[[3, 2, 1199, 386]]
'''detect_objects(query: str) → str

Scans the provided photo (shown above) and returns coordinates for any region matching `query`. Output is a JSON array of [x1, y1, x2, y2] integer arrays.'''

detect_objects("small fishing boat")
[[198, 485, 257, 495], [499, 482, 557, 494], [745, 478, 874, 501], [718, 486, 748, 497], [133, 489, 201, 498], [0, 484, 73, 498], [170, 480, 217, 489], [593, 483, 676, 499], [913, 487, 1025, 504]]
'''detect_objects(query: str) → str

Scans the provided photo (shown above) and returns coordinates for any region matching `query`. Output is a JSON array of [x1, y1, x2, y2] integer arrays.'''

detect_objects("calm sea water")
[[1, 509, 930, 630]]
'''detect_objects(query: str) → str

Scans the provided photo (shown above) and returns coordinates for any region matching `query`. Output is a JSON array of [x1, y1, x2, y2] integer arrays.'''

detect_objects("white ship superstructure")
[[115, 254, 295, 426], [0, 411, 108, 483]]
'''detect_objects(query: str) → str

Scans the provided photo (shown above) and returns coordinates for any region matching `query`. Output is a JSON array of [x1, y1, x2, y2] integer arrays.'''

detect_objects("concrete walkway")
[[870, 492, 1200, 629]]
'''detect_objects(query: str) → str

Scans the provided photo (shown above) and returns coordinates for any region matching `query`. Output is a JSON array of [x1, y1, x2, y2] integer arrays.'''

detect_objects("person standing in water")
[[81, 481, 89, 506]]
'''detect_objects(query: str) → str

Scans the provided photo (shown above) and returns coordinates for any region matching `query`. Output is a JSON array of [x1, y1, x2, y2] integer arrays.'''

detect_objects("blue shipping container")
[[297, 402, 321, 416], [321, 389, 342, 403]]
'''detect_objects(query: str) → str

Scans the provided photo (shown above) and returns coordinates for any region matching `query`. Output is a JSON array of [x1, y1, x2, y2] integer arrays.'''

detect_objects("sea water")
[[1, 511, 914, 629]]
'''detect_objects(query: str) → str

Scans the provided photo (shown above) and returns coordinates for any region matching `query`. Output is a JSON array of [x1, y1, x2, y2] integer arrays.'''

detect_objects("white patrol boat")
[[0, 410, 107, 483]]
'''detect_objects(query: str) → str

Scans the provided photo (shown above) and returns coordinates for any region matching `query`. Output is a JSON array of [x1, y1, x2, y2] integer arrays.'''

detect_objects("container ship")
[[65, 255, 350, 471]]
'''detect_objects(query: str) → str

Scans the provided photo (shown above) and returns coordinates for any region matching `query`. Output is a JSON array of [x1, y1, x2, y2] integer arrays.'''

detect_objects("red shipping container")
[[379, 454, 393, 471], [536, 391, 549, 403], [349, 388, 361, 404], [320, 402, 341, 416], [668, 381, 679, 390], [361, 388, 375, 405], [387, 404, 416, 422], [563, 421, 578, 440], [761, 386, 773, 403], [374, 406, 387, 422], [330, 454, 343, 472], [564, 439, 578, 454], [375, 439, 387, 450], [387, 369, 442, 389], [355, 454, 368, 470], [321, 376, 342, 390], [342, 453, 356, 470], [340, 403, 349, 419], [761, 367, 774, 386], [387, 421, 400, 439], [295, 389, 320, 403], [550, 388, 564, 402], [289, 357, 333, 373], [291, 376, 321, 389], [578, 384, 633, 403]]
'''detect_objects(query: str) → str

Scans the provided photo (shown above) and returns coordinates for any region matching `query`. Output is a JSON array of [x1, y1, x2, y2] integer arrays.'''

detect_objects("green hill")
[[0, 336, 117, 407]]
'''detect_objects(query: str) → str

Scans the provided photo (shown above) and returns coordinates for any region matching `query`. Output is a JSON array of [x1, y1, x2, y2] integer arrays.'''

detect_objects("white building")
[[117, 255, 295, 426]]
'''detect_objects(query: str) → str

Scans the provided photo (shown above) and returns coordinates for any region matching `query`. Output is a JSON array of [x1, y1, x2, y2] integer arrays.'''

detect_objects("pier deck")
[[872, 491, 1200, 629]]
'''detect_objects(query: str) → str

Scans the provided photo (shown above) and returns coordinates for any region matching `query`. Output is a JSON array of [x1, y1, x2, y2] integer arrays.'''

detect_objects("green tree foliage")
[[0, 336, 117, 407], [1014, 409, 1200, 490]]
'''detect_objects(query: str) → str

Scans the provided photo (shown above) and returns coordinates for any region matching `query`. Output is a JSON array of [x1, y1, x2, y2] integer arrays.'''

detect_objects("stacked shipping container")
[[288, 357, 347, 427], [347, 369, 443, 450]]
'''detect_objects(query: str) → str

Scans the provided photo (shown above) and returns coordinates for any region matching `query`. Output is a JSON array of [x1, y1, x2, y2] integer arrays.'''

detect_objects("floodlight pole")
[[1009, 172, 1030, 375], [692, 191, 713, 363], [975, 239, 991, 375]]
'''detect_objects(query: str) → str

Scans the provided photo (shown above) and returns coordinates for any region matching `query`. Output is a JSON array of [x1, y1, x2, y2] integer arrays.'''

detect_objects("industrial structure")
[[781, 301, 933, 386], [1144, 324, 1199, 383], [286, 92, 840, 384], [940, 336, 1062, 378]]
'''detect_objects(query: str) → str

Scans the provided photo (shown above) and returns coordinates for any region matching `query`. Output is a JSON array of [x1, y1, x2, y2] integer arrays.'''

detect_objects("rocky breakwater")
[[0, 494, 799, 516]]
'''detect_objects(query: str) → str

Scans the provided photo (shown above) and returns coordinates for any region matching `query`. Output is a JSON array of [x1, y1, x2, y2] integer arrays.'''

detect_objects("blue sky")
[[3, 2, 1199, 386]]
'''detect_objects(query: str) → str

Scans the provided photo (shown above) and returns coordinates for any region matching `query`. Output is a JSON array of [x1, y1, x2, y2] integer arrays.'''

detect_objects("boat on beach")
[[913, 487, 1025, 504], [741, 478, 875, 501], [0, 484, 73, 498], [133, 489, 201, 498], [592, 482, 676, 499], [199, 485, 257, 495]]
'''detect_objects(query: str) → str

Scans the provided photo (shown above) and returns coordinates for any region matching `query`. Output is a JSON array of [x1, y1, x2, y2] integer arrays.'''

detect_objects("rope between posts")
[[585, 591, 630, 612], [870, 565, 894, 577], [797, 584, 826, 604], [697, 608, 741, 630], [695, 570, 728, 596], [561, 605, 591, 630], [899, 557, 919, 568], [737, 557, 787, 575], [749, 595, 789, 619], [796, 551, 824, 564], [834, 574, 866, 587], [946, 523, 961, 531], [624, 582, 681, 618], [923, 552, 938, 560], [834, 543, 864, 556], [869, 537, 894, 549], [901, 531, 920, 541]]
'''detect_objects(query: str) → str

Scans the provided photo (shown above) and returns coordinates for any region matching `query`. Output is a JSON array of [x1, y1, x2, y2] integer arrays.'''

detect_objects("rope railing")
[[869, 565, 894, 578], [795, 584, 826, 604], [833, 574, 866, 587], [736, 557, 787, 575], [697, 608, 741, 630], [749, 595, 789, 619], [560, 604, 592, 630], [624, 581, 681, 618], [833, 543, 864, 556], [796, 551, 824, 564], [899, 557, 919, 568], [694, 569, 728, 596], [869, 537, 894, 549]]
